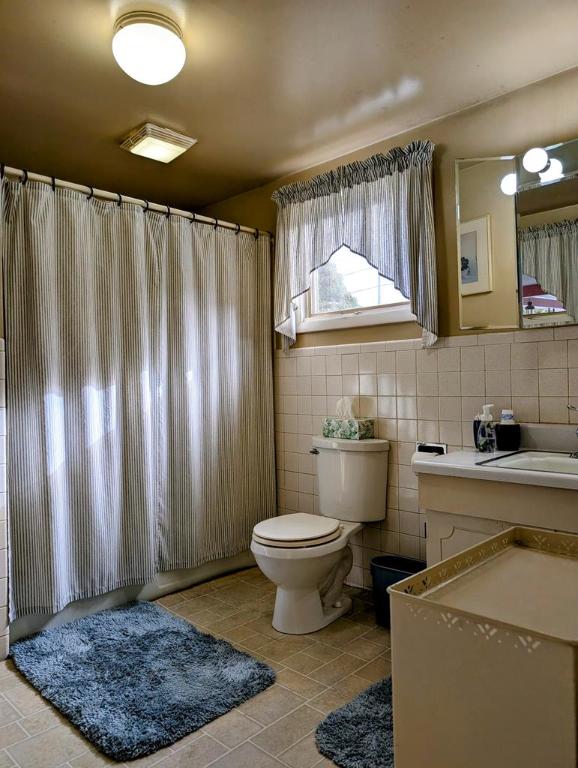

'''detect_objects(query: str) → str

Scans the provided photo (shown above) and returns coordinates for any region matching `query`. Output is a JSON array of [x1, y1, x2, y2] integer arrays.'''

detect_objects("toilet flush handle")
[[309, 448, 319, 455]]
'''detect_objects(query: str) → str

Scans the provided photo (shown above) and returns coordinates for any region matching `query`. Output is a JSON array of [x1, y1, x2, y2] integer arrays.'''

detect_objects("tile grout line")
[[0, 570, 386, 768]]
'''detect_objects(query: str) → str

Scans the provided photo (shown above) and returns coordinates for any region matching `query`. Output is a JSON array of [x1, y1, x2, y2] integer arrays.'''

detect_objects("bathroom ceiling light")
[[500, 172, 517, 196], [539, 158, 564, 183], [522, 147, 549, 173], [121, 123, 197, 163], [112, 12, 186, 85]]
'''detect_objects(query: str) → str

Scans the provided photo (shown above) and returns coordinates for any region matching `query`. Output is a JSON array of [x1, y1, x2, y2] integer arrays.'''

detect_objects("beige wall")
[[519, 202, 578, 228], [459, 159, 518, 329], [203, 66, 578, 345]]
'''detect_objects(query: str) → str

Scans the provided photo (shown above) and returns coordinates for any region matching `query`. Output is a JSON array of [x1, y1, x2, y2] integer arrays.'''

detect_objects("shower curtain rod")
[[0, 164, 273, 239]]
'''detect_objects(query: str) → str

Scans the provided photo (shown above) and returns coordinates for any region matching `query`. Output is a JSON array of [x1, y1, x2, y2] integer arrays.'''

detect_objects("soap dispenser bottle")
[[477, 404, 496, 453]]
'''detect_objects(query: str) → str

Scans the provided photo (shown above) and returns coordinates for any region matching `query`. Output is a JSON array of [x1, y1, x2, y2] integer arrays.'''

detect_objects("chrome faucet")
[[569, 404, 578, 458]]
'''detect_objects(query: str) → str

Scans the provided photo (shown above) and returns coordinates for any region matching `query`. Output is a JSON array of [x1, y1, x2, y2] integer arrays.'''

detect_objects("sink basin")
[[479, 451, 578, 475]]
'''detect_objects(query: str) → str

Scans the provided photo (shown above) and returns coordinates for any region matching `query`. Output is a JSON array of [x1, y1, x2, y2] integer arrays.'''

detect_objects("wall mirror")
[[455, 157, 518, 330], [456, 138, 578, 331], [516, 138, 578, 329]]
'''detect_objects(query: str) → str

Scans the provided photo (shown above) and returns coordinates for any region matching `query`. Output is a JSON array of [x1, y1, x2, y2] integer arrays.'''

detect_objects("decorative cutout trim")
[[393, 526, 578, 601]]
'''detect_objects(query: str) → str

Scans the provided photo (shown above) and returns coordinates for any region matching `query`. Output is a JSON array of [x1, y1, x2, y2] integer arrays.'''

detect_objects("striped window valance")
[[271, 140, 438, 346], [519, 218, 578, 321]]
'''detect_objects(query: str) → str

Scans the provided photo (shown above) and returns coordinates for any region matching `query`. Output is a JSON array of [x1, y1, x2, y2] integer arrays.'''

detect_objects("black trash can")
[[370, 555, 426, 627]]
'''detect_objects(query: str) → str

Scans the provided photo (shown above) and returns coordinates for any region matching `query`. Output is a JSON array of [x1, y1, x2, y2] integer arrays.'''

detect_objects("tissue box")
[[322, 417, 374, 440]]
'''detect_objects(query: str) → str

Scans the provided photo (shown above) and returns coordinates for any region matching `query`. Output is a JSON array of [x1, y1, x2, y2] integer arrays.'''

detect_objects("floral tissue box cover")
[[322, 417, 375, 440]]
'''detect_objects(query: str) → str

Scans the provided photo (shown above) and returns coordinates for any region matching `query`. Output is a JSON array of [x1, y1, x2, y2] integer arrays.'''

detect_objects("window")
[[297, 246, 414, 332], [521, 274, 567, 317]]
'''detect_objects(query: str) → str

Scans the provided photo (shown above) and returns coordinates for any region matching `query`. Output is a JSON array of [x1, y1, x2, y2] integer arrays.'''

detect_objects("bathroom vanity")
[[413, 440, 578, 565]]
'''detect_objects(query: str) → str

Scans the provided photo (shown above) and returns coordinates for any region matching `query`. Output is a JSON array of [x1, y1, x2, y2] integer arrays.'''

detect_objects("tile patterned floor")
[[0, 568, 391, 768]]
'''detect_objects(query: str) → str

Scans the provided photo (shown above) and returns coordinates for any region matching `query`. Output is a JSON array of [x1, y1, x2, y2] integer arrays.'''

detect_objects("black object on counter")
[[473, 417, 481, 449], [495, 423, 521, 452], [370, 555, 426, 627]]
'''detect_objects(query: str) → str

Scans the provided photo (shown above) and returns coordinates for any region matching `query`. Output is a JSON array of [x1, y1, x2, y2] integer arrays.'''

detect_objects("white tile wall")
[[274, 326, 578, 589]]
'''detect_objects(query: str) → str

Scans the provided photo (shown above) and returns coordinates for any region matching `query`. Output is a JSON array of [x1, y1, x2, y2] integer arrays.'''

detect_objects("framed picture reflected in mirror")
[[459, 215, 492, 296]]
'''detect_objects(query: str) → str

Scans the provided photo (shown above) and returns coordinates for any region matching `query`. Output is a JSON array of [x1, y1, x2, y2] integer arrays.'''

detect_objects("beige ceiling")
[[1, 0, 578, 210]]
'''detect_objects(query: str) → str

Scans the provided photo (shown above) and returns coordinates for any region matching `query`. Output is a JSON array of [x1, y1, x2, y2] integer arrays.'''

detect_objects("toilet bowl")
[[252, 437, 389, 634], [251, 513, 361, 634]]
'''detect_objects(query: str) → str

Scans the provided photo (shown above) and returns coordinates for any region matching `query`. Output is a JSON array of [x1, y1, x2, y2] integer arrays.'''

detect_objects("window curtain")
[[1, 180, 276, 619], [519, 219, 578, 321], [271, 140, 438, 346]]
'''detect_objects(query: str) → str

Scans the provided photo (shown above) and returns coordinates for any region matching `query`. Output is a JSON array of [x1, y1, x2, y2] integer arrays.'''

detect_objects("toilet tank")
[[311, 437, 389, 522]]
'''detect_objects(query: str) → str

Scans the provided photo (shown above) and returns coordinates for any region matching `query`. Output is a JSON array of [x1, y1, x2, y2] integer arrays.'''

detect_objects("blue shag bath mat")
[[316, 678, 393, 768], [10, 601, 275, 761]]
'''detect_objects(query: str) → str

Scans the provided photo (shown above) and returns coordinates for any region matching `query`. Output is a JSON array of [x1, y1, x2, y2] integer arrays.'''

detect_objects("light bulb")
[[112, 13, 186, 85], [522, 147, 549, 173], [539, 158, 563, 183], [500, 173, 517, 196]]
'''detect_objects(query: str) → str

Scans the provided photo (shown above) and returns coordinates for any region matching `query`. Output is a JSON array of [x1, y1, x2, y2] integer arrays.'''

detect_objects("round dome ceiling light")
[[500, 172, 517, 196], [522, 147, 549, 173], [112, 11, 186, 85]]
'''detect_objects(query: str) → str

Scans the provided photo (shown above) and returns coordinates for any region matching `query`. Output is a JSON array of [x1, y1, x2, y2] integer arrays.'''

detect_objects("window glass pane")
[[312, 246, 407, 314], [521, 274, 567, 315]]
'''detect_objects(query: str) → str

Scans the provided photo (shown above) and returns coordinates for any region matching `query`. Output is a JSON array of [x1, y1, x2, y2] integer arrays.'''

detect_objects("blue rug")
[[10, 601, 275, 761], [316, 678, 393, 768]]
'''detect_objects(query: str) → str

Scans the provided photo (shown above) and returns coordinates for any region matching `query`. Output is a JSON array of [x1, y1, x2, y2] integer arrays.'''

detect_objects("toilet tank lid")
[[312, 437, 389, 452]]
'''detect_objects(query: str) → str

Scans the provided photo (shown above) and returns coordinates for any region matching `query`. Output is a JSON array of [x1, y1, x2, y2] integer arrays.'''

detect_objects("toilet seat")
[[252, 512, 341, 548]]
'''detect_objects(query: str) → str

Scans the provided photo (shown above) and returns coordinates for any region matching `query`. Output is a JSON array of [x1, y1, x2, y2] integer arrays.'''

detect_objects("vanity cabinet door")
[[426, 510, 507, 565]]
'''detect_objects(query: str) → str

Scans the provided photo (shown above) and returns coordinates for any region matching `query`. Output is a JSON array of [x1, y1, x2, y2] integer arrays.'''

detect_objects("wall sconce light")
[[522, 147, 549, 173], [500, 172, 517, 196], [539, 158, 564, 183]]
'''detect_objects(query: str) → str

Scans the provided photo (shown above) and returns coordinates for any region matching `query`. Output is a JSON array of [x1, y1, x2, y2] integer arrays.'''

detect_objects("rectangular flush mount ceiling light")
[[121, 123, 197, 163]]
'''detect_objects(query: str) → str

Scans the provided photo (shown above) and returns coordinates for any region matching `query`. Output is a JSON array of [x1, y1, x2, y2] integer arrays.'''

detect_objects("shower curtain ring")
[[21, 169, 28, 185], [213, 218, 219, 229], [190, 212, 195, 223], [86, 187, 94, 201], [166, 206, 171, 218], [143, 200, 149, 213], [51, 176, 56, 192], [117, 193, 122, 207], [254, 227, 259, 240], [235, 223, 241, 235], [0, 163, 5, 180]]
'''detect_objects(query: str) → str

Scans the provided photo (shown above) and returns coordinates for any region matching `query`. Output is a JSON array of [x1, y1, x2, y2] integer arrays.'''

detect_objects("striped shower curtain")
[[0, 180, 276, 619], [519, 219, 578, 322]]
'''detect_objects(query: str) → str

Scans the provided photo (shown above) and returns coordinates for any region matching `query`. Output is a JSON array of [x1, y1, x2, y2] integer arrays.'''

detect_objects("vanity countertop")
[[412, 449, 578, 491]]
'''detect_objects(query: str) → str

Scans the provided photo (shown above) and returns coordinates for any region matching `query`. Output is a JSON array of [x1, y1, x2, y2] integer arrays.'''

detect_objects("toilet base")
[[272, 588, 353, 634]]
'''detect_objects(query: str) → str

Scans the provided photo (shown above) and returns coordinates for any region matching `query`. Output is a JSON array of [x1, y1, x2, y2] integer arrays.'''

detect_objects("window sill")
[[296, 303, 415, 333]]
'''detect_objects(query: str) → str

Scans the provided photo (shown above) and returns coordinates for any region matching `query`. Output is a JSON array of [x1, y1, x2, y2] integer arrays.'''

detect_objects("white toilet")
[[251, 436, 389, 634]]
